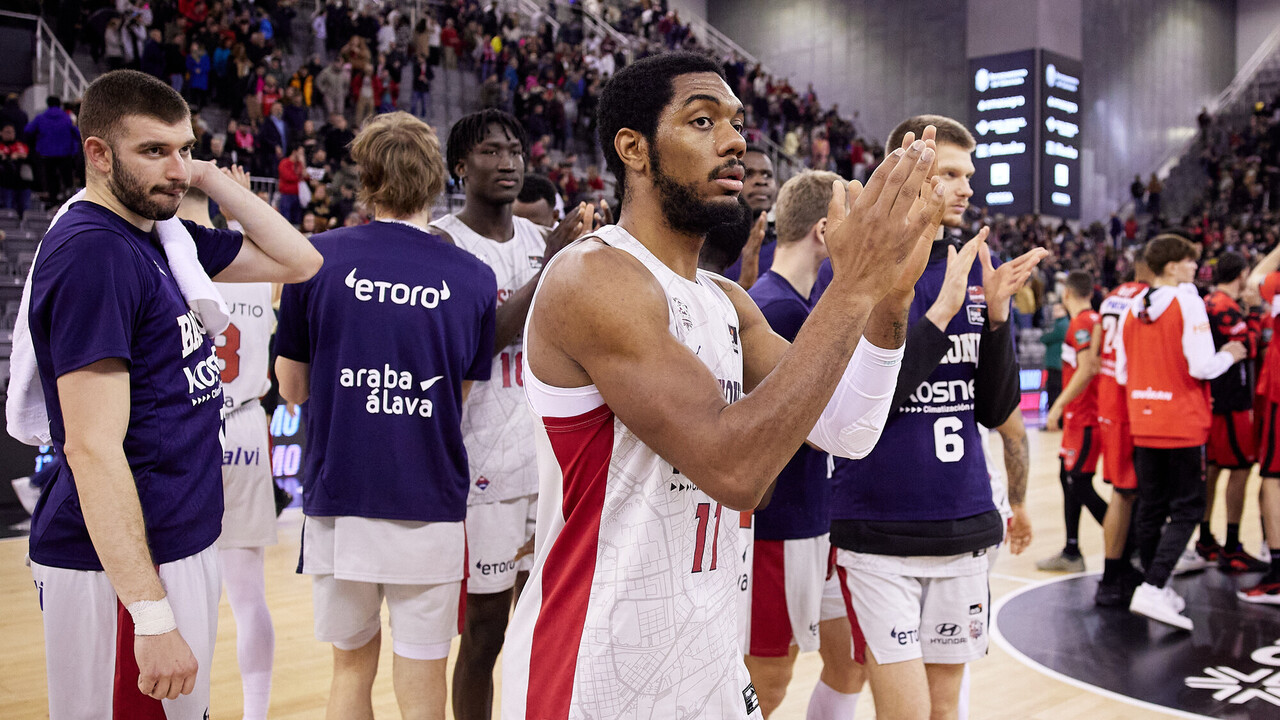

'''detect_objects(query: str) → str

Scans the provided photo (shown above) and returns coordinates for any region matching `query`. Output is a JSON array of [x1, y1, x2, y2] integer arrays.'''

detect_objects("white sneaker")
[[1172, 545, 1213, 575], [1130, 582, 1193, 631]]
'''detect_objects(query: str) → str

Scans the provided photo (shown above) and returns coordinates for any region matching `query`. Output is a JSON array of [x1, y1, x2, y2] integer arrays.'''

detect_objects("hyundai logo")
[[936, 623, 961, 637]]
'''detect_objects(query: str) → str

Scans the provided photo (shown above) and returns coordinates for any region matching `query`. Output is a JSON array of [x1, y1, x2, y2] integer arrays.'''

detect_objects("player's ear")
[[813, 217, 828, 244], [83, 136, 113, 176], [615, 129, 649, 177]]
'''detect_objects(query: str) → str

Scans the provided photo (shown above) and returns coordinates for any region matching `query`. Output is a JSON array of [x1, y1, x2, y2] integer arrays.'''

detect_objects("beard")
[[651, 148, 749, 236], [110, 154, 187, 222], [698, 195, 754, 273]]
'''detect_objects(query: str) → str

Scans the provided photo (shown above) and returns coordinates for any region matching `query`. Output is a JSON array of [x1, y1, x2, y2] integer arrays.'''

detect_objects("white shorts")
[[465, 495, 536, 594], [835, 548, 991, 665], [311, 574, 463, 657], [30, 545, 220, 719], [218, 400, 278, 549], [743, 534, 836, 656]]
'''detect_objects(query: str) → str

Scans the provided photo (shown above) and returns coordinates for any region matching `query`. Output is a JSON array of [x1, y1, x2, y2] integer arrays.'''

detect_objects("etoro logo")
[[1185, 639, 1280, 706], [345, 268, 451, 308]]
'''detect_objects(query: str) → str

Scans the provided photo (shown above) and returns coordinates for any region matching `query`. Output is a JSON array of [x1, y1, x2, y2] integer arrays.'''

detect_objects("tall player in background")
[[177, 175, 279, 720], [430, 109, 599, 720], [1240, 240, 1280, 602], [1093, 257, 1152, 607], [826, 114, 1046, 720], [501, 52, 949, 719], [1118, 235, 1245, 630], [722, 144, 778, 289], [740, 170, 867, 719], [275, 112, 497, 719], [1196, 252, 1268, 572], [1039, 270, 1108, 572]]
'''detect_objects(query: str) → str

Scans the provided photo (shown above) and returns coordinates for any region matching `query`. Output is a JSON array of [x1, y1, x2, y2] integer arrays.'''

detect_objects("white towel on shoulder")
[[5, 190, 230, 445]]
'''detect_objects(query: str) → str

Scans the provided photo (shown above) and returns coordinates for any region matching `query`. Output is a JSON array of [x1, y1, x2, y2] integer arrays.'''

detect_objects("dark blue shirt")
[[748, 270, 830, 540], [275, 222, 497, 522], [828, 250, 996, 523], [29, 202, 243, 570], [722, 237, 776, 284]]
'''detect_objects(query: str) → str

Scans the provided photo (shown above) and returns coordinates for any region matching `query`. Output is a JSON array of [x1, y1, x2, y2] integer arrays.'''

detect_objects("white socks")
[[221, 547, 275, 720], [806, 678, 860, 720]]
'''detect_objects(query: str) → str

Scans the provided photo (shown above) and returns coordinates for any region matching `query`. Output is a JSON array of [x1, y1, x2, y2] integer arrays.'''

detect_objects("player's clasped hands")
[[823, 125, 947, 301]]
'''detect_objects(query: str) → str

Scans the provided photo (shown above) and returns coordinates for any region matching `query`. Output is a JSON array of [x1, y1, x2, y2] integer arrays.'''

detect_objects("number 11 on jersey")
[[692, 502, 723, 573]]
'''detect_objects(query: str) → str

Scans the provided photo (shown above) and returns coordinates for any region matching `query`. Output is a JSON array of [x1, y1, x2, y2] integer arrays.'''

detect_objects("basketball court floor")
[[2, 423, 1277, 718]]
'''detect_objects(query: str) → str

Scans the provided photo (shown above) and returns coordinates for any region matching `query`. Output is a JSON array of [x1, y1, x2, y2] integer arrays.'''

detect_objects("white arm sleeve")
[[1179, 292, 1236, 380], [806, 339, 904, 459]]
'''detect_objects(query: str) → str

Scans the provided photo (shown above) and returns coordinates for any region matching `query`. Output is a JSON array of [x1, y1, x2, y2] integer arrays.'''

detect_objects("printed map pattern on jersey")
[[435, 214, 547, 503], [502, 225, 761, 719], [213, 281, 274, 412]]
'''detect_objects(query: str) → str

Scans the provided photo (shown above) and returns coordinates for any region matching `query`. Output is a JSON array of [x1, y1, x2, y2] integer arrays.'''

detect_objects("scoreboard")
[[969, 49, 1083, 219]]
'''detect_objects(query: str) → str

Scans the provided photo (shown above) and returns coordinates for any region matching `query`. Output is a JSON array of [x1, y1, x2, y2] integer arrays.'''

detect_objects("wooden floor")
[[0, 421, 1263, 719]]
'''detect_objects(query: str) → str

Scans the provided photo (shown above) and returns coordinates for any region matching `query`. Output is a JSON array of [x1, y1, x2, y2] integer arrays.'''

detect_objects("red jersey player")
[[1093, 259, 1152, 606], [1239, 241, 1280, 603], [1198, 252, 1267, 572], [1041, 271, 1108, 572]]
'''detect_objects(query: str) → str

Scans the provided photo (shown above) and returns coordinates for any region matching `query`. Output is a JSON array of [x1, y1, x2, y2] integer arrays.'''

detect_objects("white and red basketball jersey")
[[502, 225, 760, 719], [434, 213, 546, 503], [213, 280, 274, 412]]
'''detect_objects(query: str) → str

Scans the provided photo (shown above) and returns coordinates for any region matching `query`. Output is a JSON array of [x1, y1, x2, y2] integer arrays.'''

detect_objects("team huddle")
[[25, 49, 1270, 720]]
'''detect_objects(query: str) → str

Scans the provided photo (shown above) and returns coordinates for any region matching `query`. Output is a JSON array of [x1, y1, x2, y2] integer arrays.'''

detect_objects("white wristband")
[[127, 598, 177, 636]]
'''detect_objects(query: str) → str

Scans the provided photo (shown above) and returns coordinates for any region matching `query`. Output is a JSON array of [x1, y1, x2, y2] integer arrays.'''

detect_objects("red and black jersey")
[[1205, 290, 1258, 413]]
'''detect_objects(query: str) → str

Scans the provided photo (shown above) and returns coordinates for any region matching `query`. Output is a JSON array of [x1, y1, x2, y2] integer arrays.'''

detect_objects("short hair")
[[1063, 270, 1093, 299], [775, 170, 841, 245], [79, 70, 189, 146], [518, 174, 558, 208], [1143, 233, 1200, 277], [445, 108, 528, 181], [1214, 251, 1248, 285], [886, 114, 975, 154], [744, 143, 768, 157], [46, 95, 61, 109], [597, 52, 726, 196], [349, 112, 446, 217]]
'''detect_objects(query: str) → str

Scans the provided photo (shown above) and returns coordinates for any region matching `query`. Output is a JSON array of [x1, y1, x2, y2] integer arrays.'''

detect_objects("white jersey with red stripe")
[[434, 213, 547, 503], [213, 280, 274, 412], [502, 225, 761, 719]]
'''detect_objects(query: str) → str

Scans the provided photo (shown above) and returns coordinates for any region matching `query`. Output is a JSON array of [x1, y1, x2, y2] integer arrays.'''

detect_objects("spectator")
[[186, 41, 211, 108], [1130, 173, 1146, 213], [277, 145, 306, 225], [1147, 172, 1164, 218], [322, 113, 354, 167], [0, 93, 28, 138], [141, 27, 166, 79], [257, 102, 288, 173], [0, 123, 32, 217], [24, 96, 80, 203], [411, 51, 434, 119], [316, 57, 348, 119]]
